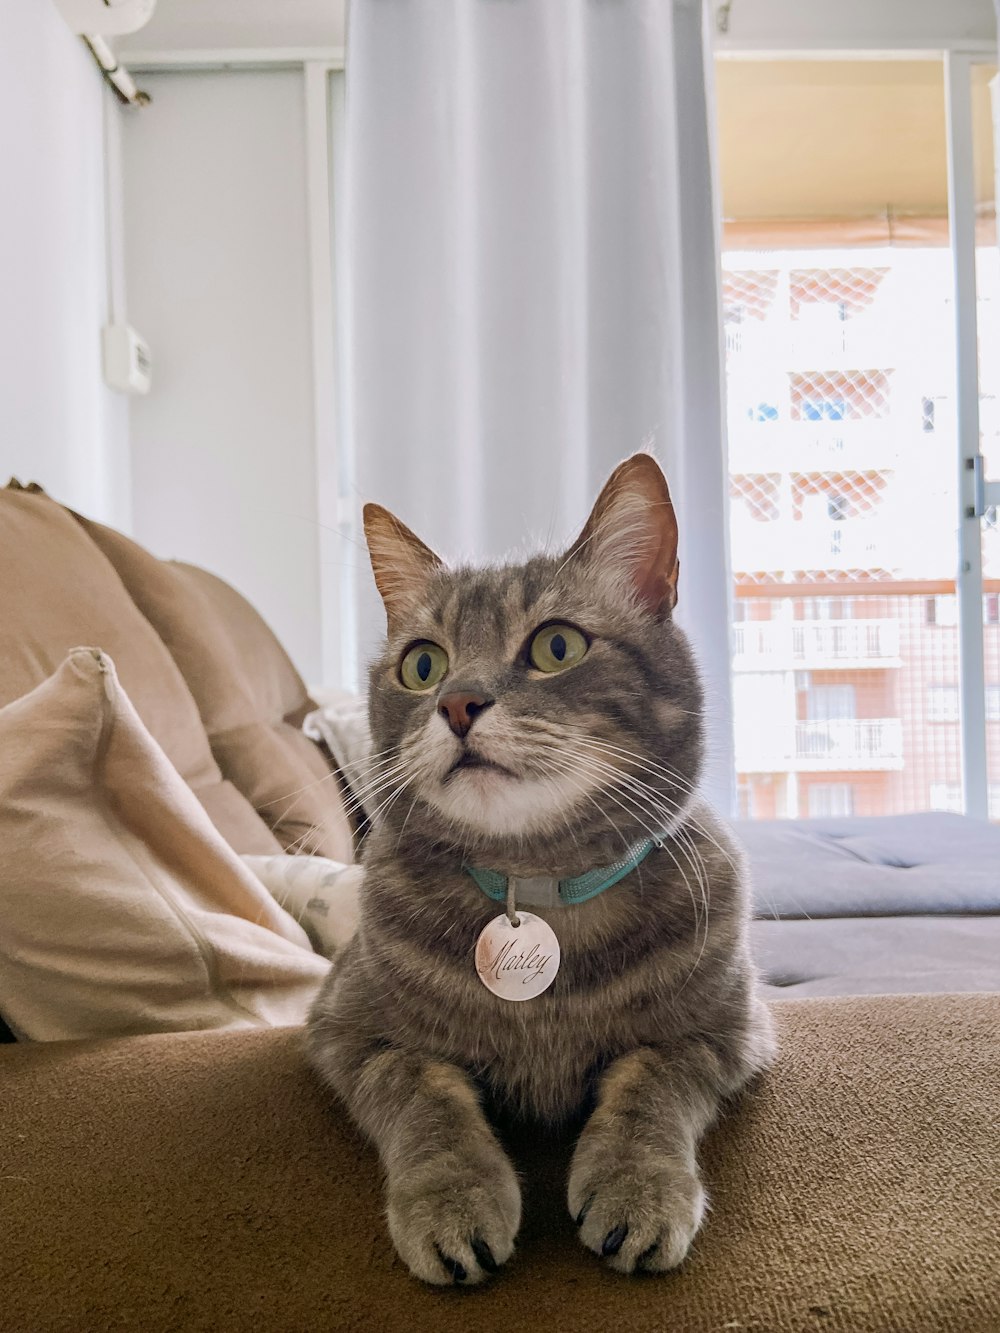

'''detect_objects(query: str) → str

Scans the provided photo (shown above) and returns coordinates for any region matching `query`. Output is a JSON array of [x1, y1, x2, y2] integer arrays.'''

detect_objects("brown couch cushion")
[[75, 514, 353, 861], [0, 486, 278, 854], [1, 994, 996, 1331]]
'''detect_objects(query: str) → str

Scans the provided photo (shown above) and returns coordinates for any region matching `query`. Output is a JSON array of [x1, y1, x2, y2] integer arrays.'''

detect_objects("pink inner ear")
[[569, 455, 680, 615], [629, 509, 679, 613]]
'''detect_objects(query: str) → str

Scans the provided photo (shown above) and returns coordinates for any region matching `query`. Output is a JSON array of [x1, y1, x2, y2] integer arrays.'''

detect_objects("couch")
[[1, 483, 997, 1331]]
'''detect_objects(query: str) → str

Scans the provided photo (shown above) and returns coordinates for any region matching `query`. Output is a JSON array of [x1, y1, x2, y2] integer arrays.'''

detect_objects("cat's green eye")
[[529, 623, 589, 674], [399, 641, 449, 691]]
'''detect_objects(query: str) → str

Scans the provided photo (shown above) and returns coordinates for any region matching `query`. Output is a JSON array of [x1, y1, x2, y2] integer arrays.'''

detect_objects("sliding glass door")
[[717, 56, 999, 819], [968, 61, 1000, 817]]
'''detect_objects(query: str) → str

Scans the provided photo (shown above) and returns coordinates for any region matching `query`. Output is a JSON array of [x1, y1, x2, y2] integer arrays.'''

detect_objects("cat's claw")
[[434, 1246, 467, 1283], [386, 1152, 521, 1286], [470, 1234, 499, 1274], [568, 1149, 706, 1275], [601, 1223, 628, 1256]]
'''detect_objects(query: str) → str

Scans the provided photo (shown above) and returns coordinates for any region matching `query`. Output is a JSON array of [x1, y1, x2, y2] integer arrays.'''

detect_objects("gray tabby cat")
[[308, 454, 775, 1285]]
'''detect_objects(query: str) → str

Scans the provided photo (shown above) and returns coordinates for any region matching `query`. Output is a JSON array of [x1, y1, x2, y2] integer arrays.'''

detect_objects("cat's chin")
[[424, 766, 597, 838]]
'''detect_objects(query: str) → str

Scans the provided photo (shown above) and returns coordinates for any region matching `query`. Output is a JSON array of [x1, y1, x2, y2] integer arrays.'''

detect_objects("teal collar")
[[465, 835, 661, 909]]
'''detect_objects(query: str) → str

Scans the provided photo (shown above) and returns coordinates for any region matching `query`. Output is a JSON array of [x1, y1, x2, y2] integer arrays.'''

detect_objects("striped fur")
[[308, 456, 775, 1285]]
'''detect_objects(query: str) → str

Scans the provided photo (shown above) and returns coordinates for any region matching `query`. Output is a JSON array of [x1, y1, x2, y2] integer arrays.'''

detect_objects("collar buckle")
[[510, 875, 562, 908]]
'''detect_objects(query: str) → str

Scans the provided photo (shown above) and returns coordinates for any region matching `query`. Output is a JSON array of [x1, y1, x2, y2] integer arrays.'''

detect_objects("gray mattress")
[[735, 813, 1000, 999]]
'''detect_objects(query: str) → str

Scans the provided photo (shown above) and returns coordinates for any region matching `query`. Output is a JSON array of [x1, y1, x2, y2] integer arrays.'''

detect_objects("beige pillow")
[[0, 484, 280, 855], [0, 649, 329, 1042], [74, 512, 354, 862]]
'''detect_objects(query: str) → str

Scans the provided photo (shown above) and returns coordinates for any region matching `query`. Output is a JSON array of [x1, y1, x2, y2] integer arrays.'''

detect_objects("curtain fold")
[[344, 0, 734, 813]]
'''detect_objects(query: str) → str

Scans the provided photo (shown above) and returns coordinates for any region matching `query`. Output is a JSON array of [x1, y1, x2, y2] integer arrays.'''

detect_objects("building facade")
[[724, 248, 1000, 819]]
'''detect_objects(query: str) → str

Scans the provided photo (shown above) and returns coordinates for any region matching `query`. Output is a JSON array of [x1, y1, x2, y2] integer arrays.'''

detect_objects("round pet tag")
[[474, 911, 560, 1001]]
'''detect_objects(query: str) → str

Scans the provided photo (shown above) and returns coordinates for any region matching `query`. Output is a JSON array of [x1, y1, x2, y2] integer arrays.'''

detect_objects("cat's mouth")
[[444, 751, 517, 781]]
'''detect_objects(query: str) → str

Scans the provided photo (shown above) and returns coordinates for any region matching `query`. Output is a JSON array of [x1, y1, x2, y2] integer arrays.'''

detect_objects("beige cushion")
[[75, 512, 354, 861], [174, 566, 357, 854], [0, 486, 280, 854], [0, 648, 329, 1041]]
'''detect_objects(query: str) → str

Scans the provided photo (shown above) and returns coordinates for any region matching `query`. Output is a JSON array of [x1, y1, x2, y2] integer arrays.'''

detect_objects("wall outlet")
[[102, 324, 152, 395]]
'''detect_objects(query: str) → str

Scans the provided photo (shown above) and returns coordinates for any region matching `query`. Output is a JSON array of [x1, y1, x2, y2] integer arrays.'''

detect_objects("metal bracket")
[[967, 456, 1000, 519]]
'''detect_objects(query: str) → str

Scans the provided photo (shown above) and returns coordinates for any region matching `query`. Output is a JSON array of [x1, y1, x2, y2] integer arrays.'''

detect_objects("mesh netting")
[[725, 253, 955, 589], [725, 248, 999, 819]]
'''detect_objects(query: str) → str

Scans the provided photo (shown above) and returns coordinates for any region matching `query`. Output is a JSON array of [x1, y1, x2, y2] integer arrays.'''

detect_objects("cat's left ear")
[[568, 454, 680, 615], [363, 503, 444, 628]]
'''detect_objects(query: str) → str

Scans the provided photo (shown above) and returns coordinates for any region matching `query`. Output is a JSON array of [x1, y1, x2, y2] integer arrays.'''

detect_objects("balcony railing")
[[735, 718, 904, 773], [726, 418, 903, 472], [733, 618, 901, 670], [728, 514, 953, 579], [724, 315, 953, 371], [795, 718, 904, 769]]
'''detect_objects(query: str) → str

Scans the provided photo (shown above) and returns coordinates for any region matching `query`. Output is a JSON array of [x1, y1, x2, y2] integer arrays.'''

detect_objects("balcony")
[[729, 514, 954, 580], [730, 516, 886, 574], [725, 313, 952, 374], [733, 618, 902, 671], [726, 418, 903, 473], [735, 718, 905, 773], [794, 718, 904, 771]]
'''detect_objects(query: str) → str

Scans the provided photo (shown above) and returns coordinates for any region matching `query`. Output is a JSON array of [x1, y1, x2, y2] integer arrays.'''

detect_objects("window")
[[800, 597, 851, 621], [748, 402, 779, 422], [807, 684, 856, 721], [988, 685, 1000, 722], [926, 595, 959, 627], [926, 595, 999, 625], [808, 784, 855, 818], [932, 785, 1000, 817], [927, 686, 960, 722], [802, 397, 847, 422], [790, 370, 891, 421], [929, 783, 963, 813]]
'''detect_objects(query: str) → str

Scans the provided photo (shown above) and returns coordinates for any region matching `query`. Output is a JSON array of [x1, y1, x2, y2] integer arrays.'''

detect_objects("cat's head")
[[362, 454, 704, 860]]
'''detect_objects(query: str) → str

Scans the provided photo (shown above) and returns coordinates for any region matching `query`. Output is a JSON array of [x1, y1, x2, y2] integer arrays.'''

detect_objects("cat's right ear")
[[363, 503, 444, 628]]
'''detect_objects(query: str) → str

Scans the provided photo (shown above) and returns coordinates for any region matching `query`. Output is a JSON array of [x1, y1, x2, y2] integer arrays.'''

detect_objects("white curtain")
[[344, 0, 735, 814]]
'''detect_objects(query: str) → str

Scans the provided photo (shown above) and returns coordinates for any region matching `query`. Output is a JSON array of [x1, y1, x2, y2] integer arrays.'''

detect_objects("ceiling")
[[118, 0, 346, 53], [717, 59, 998, 221], [118, 10, 997, 227]]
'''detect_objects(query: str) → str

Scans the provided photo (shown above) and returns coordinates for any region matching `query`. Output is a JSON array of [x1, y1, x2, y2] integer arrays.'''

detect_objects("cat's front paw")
[[386, 1144, 522, 1286], [567, 1135, 706, 1275]]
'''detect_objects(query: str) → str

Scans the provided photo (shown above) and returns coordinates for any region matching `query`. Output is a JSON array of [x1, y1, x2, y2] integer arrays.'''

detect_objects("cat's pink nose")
[[438, 691, 494, 739]]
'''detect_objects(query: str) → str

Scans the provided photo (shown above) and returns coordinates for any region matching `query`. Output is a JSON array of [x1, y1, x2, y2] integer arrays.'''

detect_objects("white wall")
[[122, 70, 324, 684], [0, 0, 131, 528]]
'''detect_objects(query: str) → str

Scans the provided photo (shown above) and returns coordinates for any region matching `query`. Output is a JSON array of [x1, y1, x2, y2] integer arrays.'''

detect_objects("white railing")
[[794, 619, 901, 662], [728, 513, 954, 576], [733, 618, 900, 668], [735, 718, 904, 772], [727, 417, 903, 472], [726, 314, 953, 373], [795, 718, 904, 766]]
